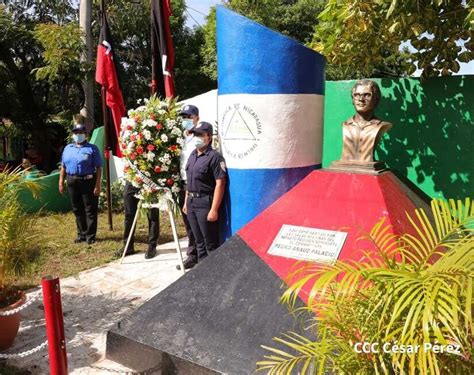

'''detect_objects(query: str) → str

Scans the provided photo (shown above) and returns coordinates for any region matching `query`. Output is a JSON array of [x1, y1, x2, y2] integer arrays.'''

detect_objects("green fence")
[[324, 75, 473, 200], [19, 127, 105, 213]]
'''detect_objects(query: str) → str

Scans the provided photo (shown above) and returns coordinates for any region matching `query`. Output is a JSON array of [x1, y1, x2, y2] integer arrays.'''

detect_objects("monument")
[[105, 9, 431, 375], [329, 79, 392, 174]]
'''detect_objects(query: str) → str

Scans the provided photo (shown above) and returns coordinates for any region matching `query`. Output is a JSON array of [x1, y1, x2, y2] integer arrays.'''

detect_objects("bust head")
[[351, 79, 381, 117]]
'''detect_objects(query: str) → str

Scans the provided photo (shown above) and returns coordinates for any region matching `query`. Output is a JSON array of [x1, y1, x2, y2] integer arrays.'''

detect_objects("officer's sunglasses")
[[181, 115, 192, 119]]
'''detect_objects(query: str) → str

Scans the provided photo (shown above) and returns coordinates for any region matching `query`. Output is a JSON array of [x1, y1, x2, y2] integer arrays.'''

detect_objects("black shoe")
[[74, 238, 86, 244], [87, 239, 96, 245], [144, 246, 157, 259], [114, 248, 135, 258], [176, 258, 197, 270]]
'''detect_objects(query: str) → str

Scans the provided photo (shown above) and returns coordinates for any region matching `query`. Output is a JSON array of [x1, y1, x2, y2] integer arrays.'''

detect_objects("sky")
[[184, 0, 473, 76]]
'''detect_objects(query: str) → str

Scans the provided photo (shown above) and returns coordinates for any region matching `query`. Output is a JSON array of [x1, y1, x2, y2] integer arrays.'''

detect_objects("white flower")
[[127, 142, 135, 151], [176, 138, 184, 146], [165, 159, 171, 165], [158, 157, 165, 163], [158, 109, 166, 115], [143, 130, 151, 140], [136, 98, 143, 104], [122, 118, 136, 128], [171, 128, 182, 136], [161, 165, 169, 172], [166, 119, 176, 127], [143, 119, 157, 128], [171, 185, 180, 193], [161, 134, 168, 142], [143, 171, 151, 177], [146, 152, 156, 161], [136, 105, 147, 112], [163, 153, 170, 160]]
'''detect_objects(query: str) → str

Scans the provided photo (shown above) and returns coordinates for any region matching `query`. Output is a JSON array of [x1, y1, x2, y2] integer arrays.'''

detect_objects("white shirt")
[[180, 134, 196, 181]]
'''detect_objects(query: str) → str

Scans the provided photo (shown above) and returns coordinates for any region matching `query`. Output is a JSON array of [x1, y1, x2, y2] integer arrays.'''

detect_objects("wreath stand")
[[119, 199, 186, 275]]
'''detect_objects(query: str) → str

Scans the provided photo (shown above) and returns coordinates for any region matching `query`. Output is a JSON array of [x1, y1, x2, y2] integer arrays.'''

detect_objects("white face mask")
[[194, 137, 207, 149], [182, 119, 194, 131], [73, 133, 86, 143]]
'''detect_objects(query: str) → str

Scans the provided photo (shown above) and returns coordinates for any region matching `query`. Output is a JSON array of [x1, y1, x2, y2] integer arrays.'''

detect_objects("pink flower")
[[130, 134, 137, 141], [129, 153, 137, 160], [136, 146, 144, 154], [166, 179, 174, 186], [147, 144, 155, 151], [154, 166, 161, 173], [156, 124, 162, 130]]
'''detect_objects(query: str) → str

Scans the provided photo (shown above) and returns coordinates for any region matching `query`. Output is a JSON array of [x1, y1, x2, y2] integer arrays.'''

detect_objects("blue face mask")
[[73, 133, 86, 143], [182, 119, 194, 131], [194, 136, 208, 149]]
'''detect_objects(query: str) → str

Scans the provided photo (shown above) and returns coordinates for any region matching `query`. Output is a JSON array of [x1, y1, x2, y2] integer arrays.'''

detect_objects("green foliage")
[[98, 179, 125, 213], [200, 0, 324, 81], [313, 0, 473, 79], [0, 166, 42, 299], [34, 23, 90, 83], [258, 199, 474, 374]]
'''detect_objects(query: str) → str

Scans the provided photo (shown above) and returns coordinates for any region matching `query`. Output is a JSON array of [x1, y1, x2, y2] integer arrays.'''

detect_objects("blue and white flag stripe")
[[216, 6, 325, 235]]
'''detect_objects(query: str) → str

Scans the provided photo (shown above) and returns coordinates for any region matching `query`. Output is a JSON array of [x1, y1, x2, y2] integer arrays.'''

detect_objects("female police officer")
[[59, 124, 102, 245], [180, 122, 226, 270]]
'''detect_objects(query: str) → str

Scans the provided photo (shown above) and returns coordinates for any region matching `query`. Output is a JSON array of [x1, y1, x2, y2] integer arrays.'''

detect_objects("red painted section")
[[238, 170, 422, 300]]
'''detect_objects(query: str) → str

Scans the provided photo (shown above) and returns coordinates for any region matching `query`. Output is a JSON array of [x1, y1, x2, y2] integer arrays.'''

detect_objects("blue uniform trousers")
[[123, 181, 159, 252], [186, 195, 219, 261], [67, 177, 98, 242]]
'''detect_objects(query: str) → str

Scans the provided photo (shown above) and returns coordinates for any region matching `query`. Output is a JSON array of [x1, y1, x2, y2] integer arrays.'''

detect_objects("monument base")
[[328, 160, 387, 175], [106, 169, 431, 373]]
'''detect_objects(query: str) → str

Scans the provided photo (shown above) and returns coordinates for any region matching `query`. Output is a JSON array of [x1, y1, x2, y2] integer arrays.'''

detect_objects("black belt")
[[188, 192, 211, 198], [68, 174, 95, 180]]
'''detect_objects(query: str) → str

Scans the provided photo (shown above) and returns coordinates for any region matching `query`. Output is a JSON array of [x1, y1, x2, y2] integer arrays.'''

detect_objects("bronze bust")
[[330, 79, 392, 174]]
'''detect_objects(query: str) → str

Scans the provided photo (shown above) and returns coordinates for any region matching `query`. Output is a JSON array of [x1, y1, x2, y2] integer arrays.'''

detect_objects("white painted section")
[[218, 93, 324, 169]]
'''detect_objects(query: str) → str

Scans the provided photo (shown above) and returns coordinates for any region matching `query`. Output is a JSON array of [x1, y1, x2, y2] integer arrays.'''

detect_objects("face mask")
[[194, 137, 207, 149], [182, 119, 194, 131], [73, 133, 86, 143]]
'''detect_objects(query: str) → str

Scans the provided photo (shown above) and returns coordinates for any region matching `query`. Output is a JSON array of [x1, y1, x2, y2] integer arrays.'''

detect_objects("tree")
[[200, 0, 324, 81], [312, 0, 473, 79]]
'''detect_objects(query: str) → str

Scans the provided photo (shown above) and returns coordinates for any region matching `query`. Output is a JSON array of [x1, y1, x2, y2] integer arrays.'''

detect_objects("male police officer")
[[59, 124, 102, 244], [179, 122, 226, 270], [179, 104, 199, 261]]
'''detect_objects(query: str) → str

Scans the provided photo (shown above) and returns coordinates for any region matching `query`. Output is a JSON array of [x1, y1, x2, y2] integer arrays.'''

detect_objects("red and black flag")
[[151, 0, 175, 98], [95, 0, 126, 157]]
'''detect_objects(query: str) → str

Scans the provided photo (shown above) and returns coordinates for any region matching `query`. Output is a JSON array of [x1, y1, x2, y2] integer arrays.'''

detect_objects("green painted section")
[[18, 127, 105, 213], [323, 76, 473, 200]]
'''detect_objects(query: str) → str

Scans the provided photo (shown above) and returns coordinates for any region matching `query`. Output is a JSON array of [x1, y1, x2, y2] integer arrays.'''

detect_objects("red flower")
[[127, 125, 133, 131], [121, 143, 127, 150], [136, 146, 144, 154], [169, 145, 177, 151], [156, 123, 162, 130], [166, 179, 174, 186], [154, 166, 161, 173], [138, 133, 144, 139], [129, 153, 137, 160], [130, 134, 137, 141], [147, 144, 155, 151]]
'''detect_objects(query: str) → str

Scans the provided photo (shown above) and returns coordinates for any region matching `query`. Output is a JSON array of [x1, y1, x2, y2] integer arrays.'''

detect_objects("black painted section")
[[106, 235, 306, 374]]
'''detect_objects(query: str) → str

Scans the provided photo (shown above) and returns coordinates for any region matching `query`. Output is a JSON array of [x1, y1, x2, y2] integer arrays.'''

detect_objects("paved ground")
[[4, 239, 189, 374]]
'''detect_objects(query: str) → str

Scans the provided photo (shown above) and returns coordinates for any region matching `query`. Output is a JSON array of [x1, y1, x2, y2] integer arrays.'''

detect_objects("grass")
[[8, 209, 186, 292]]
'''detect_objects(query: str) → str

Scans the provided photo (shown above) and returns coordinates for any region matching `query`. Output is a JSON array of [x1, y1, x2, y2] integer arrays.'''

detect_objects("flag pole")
[[101, 86, 113, 230]]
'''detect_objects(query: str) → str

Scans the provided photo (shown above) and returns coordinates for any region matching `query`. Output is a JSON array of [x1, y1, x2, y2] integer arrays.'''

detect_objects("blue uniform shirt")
[[186, 145, 226, 194], [61, 142, 102, 176]]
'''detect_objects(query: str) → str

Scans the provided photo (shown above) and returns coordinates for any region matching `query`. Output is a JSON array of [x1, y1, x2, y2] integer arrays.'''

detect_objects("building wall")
[[324, 76, 473, 200]]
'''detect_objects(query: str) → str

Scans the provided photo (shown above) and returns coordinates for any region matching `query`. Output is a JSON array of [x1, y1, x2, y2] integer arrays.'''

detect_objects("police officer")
[[178, 104, 199, 261], [179, 122, 226, 270], [59, 124, 102, 244], [118, 181, 160, 259]]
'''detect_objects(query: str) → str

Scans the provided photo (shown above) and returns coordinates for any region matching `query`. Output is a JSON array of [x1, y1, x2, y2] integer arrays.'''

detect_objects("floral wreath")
[[120, 96, 183, 209]]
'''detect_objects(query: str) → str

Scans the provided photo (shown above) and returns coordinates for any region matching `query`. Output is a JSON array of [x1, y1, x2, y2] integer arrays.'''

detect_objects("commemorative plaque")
[[268, 225, 347, 263]]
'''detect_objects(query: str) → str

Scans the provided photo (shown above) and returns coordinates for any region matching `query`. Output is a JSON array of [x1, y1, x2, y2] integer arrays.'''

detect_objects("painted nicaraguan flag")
[[151, 0, 175, 98], [95, 0, 126, 157]]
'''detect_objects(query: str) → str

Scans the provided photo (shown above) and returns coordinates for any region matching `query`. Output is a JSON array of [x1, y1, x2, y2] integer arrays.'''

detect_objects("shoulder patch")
[[220, 161, 226, 172]]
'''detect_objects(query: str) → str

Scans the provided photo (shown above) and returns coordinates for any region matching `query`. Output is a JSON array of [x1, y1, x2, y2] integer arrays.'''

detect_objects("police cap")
[[72, 124, 87, 133], [190, 122, 213, 136], [180, 104, 199, 117]]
